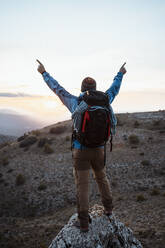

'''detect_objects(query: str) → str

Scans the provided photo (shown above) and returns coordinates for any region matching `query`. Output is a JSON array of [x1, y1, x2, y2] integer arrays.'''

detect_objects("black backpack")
[[72, 90, 112, 149]]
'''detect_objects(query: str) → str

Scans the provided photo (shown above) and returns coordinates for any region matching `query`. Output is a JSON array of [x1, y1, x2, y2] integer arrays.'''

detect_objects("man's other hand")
[[119, 62, 127, 75], [36, 59, 46, 74]]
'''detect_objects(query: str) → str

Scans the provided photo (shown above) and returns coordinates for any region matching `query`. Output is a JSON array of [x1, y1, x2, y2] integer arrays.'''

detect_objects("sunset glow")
[[0, 0, 165, 130]]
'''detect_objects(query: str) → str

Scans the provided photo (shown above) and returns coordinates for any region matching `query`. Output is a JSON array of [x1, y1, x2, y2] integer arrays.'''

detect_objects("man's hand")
[[119, 62, 127, 75], [36, 59, 46, 74]]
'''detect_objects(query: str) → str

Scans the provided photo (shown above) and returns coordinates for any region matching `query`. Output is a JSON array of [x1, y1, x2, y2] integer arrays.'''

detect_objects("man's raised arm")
[[106, 63, 127, 104], [36, 59, 78, 113]]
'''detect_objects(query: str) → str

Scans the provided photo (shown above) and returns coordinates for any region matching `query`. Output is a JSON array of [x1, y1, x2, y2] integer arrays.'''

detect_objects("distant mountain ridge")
[[0, 133, 17, 144], [0, 111, 43, 136]]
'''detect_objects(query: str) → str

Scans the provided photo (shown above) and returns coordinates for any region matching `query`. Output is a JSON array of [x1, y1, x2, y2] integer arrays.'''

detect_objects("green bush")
[[128, 134, 140, 145], [16, 174, 25, 186]]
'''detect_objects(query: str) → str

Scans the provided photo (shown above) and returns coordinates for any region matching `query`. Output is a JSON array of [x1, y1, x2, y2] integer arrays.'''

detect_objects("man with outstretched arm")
[[37, 60, 127, 232]]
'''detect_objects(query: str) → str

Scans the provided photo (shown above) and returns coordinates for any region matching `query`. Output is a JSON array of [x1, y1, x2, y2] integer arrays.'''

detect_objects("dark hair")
[[81, 77, 96, 92]]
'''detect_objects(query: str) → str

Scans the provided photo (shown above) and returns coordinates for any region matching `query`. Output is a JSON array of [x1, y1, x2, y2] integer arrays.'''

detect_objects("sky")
[[0, 0, 165, 126]]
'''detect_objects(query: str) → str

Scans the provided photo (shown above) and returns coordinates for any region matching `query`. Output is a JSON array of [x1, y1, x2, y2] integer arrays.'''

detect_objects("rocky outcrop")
[[49, 205, 142, 248]]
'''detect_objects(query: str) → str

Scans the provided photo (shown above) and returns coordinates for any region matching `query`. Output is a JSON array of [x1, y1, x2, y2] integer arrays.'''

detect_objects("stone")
[[49, 205, 143, 248]]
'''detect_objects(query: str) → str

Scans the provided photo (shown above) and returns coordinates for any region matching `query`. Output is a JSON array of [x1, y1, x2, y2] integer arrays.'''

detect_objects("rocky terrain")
[[49, 205, 143, 248], [0, 110, 165, 248]]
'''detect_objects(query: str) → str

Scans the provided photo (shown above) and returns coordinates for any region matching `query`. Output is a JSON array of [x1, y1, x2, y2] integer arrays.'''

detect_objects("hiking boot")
[[73, 219, 89, 232], [104, 208, 113, 216], [73, 212, 92, 232]]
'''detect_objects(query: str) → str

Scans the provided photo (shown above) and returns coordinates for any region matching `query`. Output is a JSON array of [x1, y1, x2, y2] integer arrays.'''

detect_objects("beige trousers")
[[72, 148, 113, 216]]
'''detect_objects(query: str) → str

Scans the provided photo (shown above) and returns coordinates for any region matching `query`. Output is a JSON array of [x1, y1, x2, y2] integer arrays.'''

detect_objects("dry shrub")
[[49, 125, 66, 134], [159, 130, 165, 134], [149, 119, 165, 131], [151, 188, 160, 196], [44, 143, 54, 154], [0, 156, 9, 166], [112, 180, 118, 187], [17, 133, 28, 142], [65, 135, 70, 141], [38, 138, 46, 147], [16, 174, 25, 186], [141, 160, 151, 166], [134, 120, 140, 128], [116, 196, 123, 201], [31, 130, 41, 136], [153, 120, 161, 126], [19, 135, 38, 148], [38, 137, 52, 147], [136, 194, 146, 202], [116, 116, 124, 126], [39, 242, 47, 248], [128, 134, 140, 145], [38, 183, 47, 191]]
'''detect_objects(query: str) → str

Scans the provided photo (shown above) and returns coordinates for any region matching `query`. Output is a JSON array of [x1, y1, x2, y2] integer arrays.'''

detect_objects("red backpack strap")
[[82, 111, 90, 132]]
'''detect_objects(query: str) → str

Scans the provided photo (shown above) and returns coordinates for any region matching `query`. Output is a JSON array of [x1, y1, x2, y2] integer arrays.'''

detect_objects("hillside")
[[0, 110, 165, 248]]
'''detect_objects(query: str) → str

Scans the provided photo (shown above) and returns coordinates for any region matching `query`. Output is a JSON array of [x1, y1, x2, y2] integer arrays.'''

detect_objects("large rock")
[[49, 205, 142, 248]]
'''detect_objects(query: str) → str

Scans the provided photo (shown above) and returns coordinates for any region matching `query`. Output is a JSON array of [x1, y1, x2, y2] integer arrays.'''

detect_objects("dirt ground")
[[0, 111, 165, 248]]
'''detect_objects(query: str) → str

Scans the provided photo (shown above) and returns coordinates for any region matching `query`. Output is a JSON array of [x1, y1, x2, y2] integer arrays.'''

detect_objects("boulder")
[[49, 205, 142, 248]]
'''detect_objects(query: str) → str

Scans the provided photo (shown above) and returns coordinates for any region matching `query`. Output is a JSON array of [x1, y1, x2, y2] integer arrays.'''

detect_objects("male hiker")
[[37, 60, 126, 232]]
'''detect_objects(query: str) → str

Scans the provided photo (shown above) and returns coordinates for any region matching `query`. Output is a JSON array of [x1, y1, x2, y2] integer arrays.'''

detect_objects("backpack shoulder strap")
[[78, 95, 83, 105]]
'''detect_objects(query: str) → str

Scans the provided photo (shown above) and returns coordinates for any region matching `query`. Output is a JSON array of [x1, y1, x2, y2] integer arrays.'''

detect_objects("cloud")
[[0, 92, 36, 97]]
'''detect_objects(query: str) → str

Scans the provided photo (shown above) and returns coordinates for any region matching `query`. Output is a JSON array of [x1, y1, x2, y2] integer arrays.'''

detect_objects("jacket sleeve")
[[42, 72, 78, 113], [105, 72, 123, 104]]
